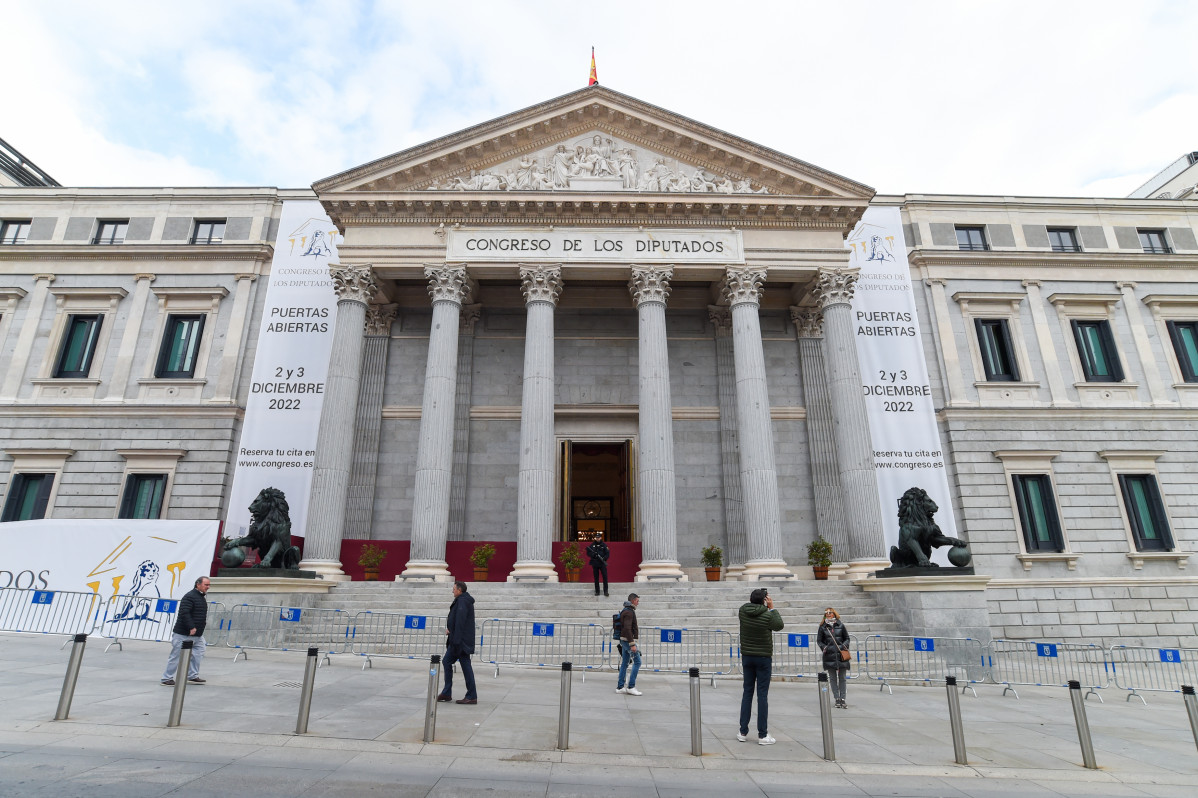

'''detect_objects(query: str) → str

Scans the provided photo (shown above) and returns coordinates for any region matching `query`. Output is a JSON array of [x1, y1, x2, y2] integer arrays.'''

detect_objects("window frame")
[[0, 219, 32, 245], [1012, 473, 1066, 553], [975, 318, 1020, 381], [33, 287, 126, 400], [994, 450, 1076, 571], [1047, 227, 1081, 253], [1070, 318, 1125, 382], [52, 313, 103, 378], [154, 314, 207, 378], [1, 449, 73, 522], [1165, 320, 1198, 383], [1117, 473, 1175, 552], [1, 472, 54, 522], [1138, 229, 1172, 254], [114, 449, 185, 520], [1098, 450, 1187, 570], [118, 473, 168, 519], [191, 219, 226, 245], [93, 220, 129, 245], [955, 226, 989, 251]]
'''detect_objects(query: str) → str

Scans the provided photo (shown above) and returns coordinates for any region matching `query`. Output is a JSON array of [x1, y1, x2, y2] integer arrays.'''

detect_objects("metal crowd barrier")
[[769, 632, 861, 681], [1109, 643, 1198, 704], [224, 604, 352, 664], [479, 619, 610, 677], [862, 635, 990, 695], [348, 610, 447, 670], [639, 626, 737, 683], [987, 640, 1111, 700], [0, 587, 103, 637], [98, 593, 179, 651], [205, 601, 231, 647]]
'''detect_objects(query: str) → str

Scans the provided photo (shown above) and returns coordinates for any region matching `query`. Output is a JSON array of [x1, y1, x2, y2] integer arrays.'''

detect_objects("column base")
[[296, 559, 351, 581], [634, 560, 688, 582], [827, 563, 851, 581], [506, 561, 559, 582], [397, 559, 454, 582], [845, 558, 891, 579], [739, 559, 796, 581], [724, 565, 747, 581]]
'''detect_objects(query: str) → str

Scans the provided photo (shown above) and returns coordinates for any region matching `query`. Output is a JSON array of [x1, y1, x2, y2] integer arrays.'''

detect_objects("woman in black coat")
[[817, 607, 850, 708]]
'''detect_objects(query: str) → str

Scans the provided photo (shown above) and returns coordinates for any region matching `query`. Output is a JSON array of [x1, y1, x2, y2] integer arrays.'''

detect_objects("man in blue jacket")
[[437, 580, 478, 704]]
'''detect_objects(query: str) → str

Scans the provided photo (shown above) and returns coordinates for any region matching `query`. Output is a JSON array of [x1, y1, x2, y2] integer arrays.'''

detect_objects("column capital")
[[424, 264, 473, 305], [460, 303, 482, 334], [519, 263, 563, 306], [330, 263, 378, 305], [134, 273, 157, 283], [629, 265, 673, 307], [812, 267, 860, 308], [720, 265, 767, 307], [707, 304, 732, 335], [364, 303, 398, 336], [789, 306, 824, 338]]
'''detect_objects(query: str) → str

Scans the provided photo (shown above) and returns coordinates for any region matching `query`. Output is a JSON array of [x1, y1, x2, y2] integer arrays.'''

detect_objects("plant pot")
[[363, 567, 379, 582], [473, 567, 489, 582], [705, 566, 721, 582], [564, 567, 580, 582], [812, 565, 829, 581]]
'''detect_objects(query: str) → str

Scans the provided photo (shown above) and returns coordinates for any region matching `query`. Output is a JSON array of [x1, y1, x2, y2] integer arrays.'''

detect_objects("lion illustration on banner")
[[888, 487, 970, 569], [222, 487, 301, 570]]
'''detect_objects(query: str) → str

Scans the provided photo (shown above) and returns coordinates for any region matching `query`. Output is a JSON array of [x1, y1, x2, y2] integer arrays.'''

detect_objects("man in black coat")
[[586, 532, 610, 597], [437, 580, 478, 704], [161, 576, 210, 685]]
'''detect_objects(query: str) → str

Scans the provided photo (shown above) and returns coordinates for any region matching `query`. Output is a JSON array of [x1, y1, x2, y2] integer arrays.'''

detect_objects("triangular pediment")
[[313, 86, 873, 201]]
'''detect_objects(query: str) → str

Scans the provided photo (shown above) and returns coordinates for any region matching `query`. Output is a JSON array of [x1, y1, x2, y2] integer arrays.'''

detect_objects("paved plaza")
[[1, 631, 1196, 797]]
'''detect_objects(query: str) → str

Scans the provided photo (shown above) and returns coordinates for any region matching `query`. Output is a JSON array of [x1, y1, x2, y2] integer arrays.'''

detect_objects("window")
[[1, 473, 54, 522], [1047, 228, 1080, 252], [1012, 474, 1065, 552], [93, 220, 129, 245], [191, 220, 226, 245], [53, 314, 102, 378], [1071, 319, 1124, 382], [1138, 229, 1171, 254], [975, 319, 1019, 381], [1166, 321, 1198, 382], [155, 315, 205, 378], [1, 220, 31, 245], [118, 474, 167, 519], [955, 226, 988, 251], [1118, 474, 1174, 551]]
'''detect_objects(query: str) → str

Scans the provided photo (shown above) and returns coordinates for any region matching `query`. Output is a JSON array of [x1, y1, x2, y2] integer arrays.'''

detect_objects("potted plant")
[[358, 544, 387, 581], [558, 542, 584, 582], [700, 544, 723, 581], [469, 543, 496, 582], [807, 536, 833, 581]]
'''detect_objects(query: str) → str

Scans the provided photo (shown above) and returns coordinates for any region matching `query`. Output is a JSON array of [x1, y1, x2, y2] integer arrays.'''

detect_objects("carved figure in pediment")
[[588, 135, 618, 177], [735, 178, 766, 194], [716, 177, 735, 194], [690, 170, 715, 193], [617, 148, 639, 188], [551, 145, 573, 188]]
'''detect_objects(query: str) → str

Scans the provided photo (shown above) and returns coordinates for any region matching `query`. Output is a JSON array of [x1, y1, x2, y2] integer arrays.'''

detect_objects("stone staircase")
[[313, 580, 907, 637]]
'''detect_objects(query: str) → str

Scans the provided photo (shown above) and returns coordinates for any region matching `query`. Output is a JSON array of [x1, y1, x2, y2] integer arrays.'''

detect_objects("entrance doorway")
[[559, 440, 635, 543]]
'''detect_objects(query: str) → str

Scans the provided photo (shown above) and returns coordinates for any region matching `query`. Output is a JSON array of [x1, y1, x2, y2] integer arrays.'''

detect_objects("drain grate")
[[273, 681, 303, 689]]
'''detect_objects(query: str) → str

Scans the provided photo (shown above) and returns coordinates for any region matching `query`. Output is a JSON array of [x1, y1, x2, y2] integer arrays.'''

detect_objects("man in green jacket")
[[737, 587, 784, 745]]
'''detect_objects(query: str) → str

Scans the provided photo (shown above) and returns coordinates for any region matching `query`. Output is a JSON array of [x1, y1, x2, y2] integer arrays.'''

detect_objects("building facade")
[[2, 87, 1195, 642]]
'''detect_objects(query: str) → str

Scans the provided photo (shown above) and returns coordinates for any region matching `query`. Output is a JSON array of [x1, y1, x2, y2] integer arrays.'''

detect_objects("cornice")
[[939, 407, 1198, 422], [908, 248, 1198, 271], [0, 405, 245, 418], [0, 243, 275, 264], [898, 193, 1198, 213]]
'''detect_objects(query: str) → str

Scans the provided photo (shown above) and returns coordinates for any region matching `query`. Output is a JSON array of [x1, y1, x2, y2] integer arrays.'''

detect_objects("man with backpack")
[[586, 532, 610, 597], [615, 592, 641, 695], [737, 587, 783, 745]]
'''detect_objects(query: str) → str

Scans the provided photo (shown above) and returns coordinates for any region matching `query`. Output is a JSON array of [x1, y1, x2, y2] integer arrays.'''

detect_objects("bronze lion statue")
[[223, 487, 301, 569], [888, 487, 968, 568]]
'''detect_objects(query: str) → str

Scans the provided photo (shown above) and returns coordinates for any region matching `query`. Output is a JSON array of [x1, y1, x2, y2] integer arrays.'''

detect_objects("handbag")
[[839, 646, 851, 662]]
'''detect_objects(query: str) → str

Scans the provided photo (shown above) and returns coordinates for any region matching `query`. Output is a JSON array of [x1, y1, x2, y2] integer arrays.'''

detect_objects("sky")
[[5, 0, 1197, 198]]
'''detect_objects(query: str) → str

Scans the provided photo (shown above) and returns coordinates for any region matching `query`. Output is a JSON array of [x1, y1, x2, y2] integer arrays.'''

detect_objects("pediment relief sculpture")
[[423, 131, 770, 195]]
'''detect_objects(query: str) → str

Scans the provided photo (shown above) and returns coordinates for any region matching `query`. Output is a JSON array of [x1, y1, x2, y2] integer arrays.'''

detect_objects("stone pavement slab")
[[1, 631, 1195, 797]]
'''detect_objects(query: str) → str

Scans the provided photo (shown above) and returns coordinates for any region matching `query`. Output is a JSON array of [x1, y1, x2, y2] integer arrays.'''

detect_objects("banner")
[[0, 519, 218, 597], [846, 205, 958, 564], [226, 200, 341, 538]]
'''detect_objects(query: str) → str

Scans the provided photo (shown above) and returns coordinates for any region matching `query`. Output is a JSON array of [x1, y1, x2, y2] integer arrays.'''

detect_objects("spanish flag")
[[588, 47, 598, 86]]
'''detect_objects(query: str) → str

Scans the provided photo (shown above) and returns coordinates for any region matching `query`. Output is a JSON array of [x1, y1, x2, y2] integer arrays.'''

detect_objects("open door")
[[559, 439, 635, 542]]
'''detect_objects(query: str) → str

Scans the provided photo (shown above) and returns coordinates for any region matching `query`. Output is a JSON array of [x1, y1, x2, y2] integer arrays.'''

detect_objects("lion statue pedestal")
[[876, 486, 974, 578]]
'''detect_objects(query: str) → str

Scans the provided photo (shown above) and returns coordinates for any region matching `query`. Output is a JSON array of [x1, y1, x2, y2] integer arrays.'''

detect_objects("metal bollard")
[[295, 647, 319, 734], [423, 654, 441, 743], [1068, 680, 1098, 769], [557, 662, 573, 750], [166, 641, 192, 728], [945, 676, 968, 765], [54, 633, 88, 720], [688, 667, 702, 757], [817, 671, 835, 761], [1183, 685, 1198, 753]]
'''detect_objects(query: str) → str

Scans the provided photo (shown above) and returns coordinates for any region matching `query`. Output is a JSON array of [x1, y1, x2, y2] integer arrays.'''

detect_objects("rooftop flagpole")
[[589, 47, 598, 86]]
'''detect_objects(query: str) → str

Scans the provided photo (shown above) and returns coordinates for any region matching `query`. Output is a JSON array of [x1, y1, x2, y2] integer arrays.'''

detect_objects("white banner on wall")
[[226, 200, 341, 539], [846, 205, 958, 564], [0, 519, 218, 596]]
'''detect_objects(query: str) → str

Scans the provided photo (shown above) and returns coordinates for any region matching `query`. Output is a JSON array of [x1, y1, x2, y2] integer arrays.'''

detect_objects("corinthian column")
[[344, 303, 398, 540], [301, 263, 378, 579], [710, 305, 748, 580], [509, 264, 563, 582], [401, 266, 473, 581], [630, 266, 685, 581], [721, 266, 794, 580], [813, 268, 886, 574]]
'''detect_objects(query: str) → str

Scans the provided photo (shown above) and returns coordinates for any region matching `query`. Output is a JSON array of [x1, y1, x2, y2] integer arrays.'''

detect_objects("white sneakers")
[[615, 686, 643, 696], [758, 734, 776, 746], [736, 732, 747, 742]]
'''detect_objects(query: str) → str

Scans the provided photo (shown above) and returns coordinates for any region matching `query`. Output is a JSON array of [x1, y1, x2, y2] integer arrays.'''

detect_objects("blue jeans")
[[162, 633, 205, 681], [440, 644, 477, 700], [617, 643, 640, 689], [740, 655, 772, 737]]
